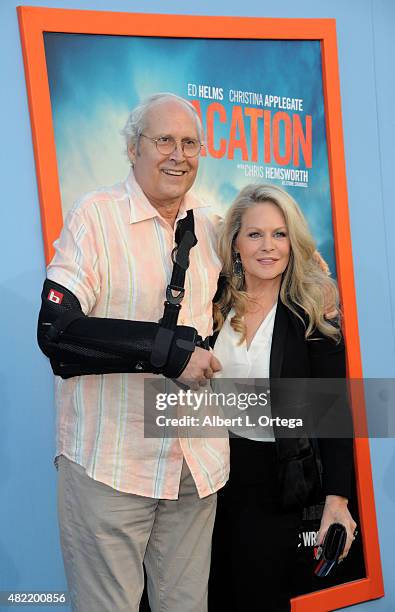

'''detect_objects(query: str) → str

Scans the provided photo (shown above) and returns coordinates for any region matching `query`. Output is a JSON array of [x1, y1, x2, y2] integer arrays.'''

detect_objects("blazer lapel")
[[270, 298, 289, 378]]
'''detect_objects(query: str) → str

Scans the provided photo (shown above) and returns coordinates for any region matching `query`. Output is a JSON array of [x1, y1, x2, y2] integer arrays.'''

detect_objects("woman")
[[208, 183, 356, 612]]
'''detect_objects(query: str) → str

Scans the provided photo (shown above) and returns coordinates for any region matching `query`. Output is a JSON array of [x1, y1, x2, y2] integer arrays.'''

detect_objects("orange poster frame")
[[17, 6, 383, 611]]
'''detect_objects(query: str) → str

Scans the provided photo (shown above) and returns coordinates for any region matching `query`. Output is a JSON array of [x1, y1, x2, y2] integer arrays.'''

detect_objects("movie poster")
[[44, 33, 337, 277], [42, 32, 364, 599]]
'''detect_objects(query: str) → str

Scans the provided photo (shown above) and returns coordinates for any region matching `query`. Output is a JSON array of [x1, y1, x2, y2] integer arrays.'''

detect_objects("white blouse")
[[212, 303, 277, 441]]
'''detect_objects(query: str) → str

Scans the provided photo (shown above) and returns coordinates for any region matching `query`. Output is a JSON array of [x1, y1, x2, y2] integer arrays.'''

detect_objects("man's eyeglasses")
[[139, 134, 202, 158]]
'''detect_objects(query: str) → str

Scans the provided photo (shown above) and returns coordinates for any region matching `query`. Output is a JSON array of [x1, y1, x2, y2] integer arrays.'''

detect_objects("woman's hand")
[[316, 495, 357, 561]]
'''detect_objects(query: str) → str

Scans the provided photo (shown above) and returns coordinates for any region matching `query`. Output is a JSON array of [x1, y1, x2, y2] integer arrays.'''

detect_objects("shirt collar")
[[124, 167, 210, 224]]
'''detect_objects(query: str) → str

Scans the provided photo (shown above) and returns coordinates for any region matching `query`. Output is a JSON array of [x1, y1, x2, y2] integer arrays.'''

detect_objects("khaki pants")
[[57, 455, 217, 612]]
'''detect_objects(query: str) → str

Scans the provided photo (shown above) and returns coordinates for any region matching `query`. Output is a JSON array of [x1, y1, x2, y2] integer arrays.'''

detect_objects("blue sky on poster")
[[44, 33, 336, 274]]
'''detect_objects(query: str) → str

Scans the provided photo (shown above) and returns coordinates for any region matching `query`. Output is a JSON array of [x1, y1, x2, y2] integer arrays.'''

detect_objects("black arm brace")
[[38, 279, 199, 379]]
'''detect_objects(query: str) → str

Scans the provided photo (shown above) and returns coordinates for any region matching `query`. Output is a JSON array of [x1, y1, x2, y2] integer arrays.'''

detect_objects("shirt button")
[[135, 361, 145, 371]]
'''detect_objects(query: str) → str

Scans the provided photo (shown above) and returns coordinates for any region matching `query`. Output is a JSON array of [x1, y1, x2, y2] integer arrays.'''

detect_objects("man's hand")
[[177, 347, 221, 389]]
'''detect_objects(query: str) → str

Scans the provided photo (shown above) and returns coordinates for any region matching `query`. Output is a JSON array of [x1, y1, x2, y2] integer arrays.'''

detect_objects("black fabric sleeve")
[[308, 327, 354, 500], [38, 279, 199, 379]]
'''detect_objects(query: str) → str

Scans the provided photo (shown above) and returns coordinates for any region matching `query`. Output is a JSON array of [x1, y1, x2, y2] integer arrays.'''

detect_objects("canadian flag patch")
[[48, 289, 64, 304]]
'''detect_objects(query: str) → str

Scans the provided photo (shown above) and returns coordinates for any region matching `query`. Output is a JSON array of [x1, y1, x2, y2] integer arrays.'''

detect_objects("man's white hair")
[[121, 92, 203, 158]]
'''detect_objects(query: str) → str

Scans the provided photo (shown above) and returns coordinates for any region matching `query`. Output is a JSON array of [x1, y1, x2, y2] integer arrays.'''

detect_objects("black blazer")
[[269, 297, 353, 503], [212, 287, 354, 507]]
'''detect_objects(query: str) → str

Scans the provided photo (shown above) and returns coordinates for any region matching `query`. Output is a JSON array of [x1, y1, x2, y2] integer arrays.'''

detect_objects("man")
[[38, 93, 229, 612]]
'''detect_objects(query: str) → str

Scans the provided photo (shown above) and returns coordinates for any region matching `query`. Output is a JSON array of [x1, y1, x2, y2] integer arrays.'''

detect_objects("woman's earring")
[[233, 252, 244, 278]]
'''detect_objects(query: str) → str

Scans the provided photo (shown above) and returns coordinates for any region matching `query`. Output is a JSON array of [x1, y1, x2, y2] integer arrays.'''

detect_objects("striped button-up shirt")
[[47, 169, 229, 499]]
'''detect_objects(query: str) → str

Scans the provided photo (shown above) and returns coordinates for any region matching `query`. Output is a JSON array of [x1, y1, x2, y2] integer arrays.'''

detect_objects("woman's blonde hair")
[[214, 183, 341, 342]]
